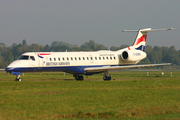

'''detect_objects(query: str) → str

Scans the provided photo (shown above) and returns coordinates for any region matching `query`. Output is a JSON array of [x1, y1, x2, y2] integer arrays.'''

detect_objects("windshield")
[[17, 55, 29, 60]]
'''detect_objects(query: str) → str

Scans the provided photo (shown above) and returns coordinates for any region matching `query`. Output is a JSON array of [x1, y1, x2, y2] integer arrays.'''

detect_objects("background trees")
[[0, 40, 179, 68]]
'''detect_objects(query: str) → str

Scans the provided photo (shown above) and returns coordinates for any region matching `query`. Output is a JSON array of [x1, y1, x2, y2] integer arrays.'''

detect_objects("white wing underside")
[[84, 63, 171, 73]]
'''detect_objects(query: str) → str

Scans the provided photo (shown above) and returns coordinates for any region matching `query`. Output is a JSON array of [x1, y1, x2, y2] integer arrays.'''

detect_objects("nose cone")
[[5, 60, 20, 72], [5, 67, 13, 71], [6, 60, 22, 75], [6, 64, 14, 74], [6, 60, 31, 73]]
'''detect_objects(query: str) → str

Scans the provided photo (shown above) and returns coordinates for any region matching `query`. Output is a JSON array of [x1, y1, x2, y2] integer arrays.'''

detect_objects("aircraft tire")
[[80, 76, 84, 80], [75, 76, 84, 81], [15, 78, 22, 81], [79, 76, 84, 81], [103, 76, 111, 81]]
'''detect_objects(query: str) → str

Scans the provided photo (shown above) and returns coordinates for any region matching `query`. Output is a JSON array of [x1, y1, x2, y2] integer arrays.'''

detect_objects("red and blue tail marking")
[[130, 28, 150, 51], [133, 34, 147, 51]]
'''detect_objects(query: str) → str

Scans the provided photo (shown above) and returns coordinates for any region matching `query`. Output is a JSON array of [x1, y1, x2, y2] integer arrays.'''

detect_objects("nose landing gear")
[[15, 75, 21, 81]]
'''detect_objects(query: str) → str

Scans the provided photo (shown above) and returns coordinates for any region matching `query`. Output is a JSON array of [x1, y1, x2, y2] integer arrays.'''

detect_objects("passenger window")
[[54, 58, 56, 61], [103, 57, 105, 60], [87, 57, 89, 60], [99, 57, 101, 60], [75, 57, 77, 60], [63, 58, 65, 61], [110, 57, 112, 60], [30, 56, 35, 61], [50, 58, 52, 61], [83, 57, 85, 60], [95, 57, 97, 60], [71, 57, 73, 60], [90, 57, 93, 60], [106, 57, 109, 60], [114, 57, 116, 60], [67, 58, 69, 61], [58, 58, 60, 61], [79, 57, 81, 60]]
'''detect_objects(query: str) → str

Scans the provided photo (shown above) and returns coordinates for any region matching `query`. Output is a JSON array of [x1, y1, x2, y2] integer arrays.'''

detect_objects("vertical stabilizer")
[[122, 28, 173, 51], [132, 28, 151, 51]]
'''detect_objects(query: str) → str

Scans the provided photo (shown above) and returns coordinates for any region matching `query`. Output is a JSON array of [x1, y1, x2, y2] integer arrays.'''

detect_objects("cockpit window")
[[17, 55, 35, 61], [30, 56, 35, 61], [17, 55, 29, 60]]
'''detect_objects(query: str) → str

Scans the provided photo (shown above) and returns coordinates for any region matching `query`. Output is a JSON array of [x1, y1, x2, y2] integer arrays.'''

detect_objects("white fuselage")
[[6, 48, 146, 75], [5, 27, 173, 80]]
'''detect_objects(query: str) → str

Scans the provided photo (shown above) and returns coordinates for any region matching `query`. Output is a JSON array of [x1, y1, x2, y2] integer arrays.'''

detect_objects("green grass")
[[0, 71, 180, 119]]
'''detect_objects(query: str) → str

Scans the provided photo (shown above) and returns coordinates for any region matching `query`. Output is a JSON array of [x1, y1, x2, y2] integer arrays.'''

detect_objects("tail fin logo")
[[124, 28, 173, 51], [133, 35, 147, 46]]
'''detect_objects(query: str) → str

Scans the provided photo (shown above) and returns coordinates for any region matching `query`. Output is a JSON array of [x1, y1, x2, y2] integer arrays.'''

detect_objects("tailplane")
[[122, 28, 173, 51]]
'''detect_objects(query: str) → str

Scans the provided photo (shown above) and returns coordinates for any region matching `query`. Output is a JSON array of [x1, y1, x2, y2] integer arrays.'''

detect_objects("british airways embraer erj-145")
[[6, 28, 173, 81]]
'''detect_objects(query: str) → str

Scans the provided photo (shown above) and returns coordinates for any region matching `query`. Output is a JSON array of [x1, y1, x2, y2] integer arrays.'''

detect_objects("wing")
[[84, 63, 171, 73]]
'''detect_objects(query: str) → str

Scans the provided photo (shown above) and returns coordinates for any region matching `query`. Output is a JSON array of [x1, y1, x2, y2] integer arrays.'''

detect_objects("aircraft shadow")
[[63, 79, 75, 81]]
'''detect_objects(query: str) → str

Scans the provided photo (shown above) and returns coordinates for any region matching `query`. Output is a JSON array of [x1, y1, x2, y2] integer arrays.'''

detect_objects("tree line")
[[0, 39, 179, 68]]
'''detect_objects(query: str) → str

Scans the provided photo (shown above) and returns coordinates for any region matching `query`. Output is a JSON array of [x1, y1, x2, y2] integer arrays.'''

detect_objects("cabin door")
[[29, 55, 38, 67], [38, 57, 46, 67]]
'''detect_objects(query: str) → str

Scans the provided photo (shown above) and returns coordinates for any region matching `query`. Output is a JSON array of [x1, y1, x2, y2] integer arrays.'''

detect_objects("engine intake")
[[121, 50, 147, 62], [122, 51, 128, 60]]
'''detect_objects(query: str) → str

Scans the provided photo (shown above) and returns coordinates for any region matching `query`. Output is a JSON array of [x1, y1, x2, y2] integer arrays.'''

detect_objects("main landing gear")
[[15, 75, 22, 81], [103, 71, 111, 81], [73, 74, 84, 81]]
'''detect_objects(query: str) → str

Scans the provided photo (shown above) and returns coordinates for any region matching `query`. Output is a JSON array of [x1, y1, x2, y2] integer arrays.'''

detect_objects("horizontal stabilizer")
[[122, 28, 174, 32]]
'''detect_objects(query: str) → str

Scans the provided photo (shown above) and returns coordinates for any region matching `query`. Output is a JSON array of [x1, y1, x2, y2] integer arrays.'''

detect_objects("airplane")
[[5, 28, 173, 81]]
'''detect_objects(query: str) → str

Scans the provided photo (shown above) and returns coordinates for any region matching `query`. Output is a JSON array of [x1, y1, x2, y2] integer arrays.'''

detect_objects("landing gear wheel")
[[103, 76, 111, 81], [74, 74, 84, 81], [15, 75, 21, 81], [79, 76, 84, 81], [15, 78, 22, 81], [103, 71, 111, 81]]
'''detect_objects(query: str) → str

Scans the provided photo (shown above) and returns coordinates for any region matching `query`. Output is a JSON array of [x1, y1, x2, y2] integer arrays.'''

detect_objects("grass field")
[[0, 71, 180, 119]]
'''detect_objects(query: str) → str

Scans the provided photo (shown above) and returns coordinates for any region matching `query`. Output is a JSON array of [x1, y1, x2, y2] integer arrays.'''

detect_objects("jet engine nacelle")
[[121, 50, 147, 62]]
